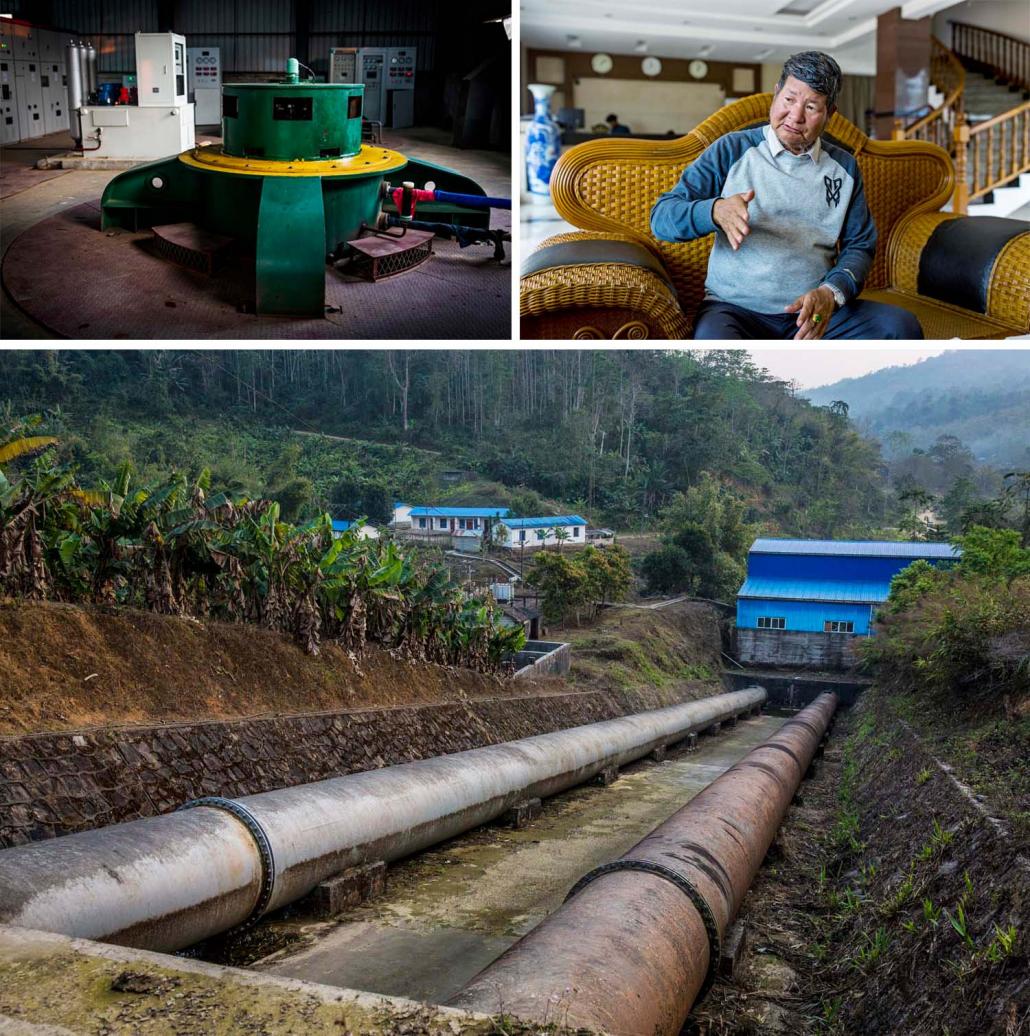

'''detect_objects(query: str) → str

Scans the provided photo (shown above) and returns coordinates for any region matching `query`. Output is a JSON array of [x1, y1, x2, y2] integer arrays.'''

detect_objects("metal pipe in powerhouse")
[[449, 692, 838, 1036], [0, 688, 766, 952]]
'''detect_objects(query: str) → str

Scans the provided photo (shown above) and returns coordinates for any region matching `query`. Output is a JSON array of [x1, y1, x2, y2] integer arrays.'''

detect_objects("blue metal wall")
[[736, 599, 874, 635], [749, 552, 932, 583]]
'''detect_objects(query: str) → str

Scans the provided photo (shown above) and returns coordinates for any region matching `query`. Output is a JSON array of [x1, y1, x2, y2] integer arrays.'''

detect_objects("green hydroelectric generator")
[[100, 59, 491, 316]]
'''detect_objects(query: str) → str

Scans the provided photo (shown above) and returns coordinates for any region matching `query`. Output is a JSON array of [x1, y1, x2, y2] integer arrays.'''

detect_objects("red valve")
[[391, 185, 436, 218]]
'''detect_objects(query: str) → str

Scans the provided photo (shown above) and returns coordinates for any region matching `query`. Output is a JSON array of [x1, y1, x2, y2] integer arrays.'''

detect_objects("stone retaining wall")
[[0, 684, 692, 848]]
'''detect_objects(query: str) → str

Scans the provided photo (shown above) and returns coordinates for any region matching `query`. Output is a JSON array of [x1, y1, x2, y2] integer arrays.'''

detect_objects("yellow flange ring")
[[178, 144, 407, 178]]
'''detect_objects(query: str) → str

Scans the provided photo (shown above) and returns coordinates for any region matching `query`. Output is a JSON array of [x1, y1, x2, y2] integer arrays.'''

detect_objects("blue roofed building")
[[736, 538, 960, 669], [496, 515, 589, 549], [330, 519, 379, 540], [394, 507, 512, 552]]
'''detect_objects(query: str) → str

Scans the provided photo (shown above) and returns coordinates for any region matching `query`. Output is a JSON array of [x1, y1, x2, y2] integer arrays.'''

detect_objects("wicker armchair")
[[521, 94, 1030, 340]]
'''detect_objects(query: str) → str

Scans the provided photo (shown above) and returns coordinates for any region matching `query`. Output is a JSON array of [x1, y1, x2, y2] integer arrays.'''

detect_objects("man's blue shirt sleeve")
[[822, 164, 876, 302], [650, 140, 733, 242]]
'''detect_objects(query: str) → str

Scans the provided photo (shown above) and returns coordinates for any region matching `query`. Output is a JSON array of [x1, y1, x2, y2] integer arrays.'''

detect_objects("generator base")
[[100, 147, 491, 316]]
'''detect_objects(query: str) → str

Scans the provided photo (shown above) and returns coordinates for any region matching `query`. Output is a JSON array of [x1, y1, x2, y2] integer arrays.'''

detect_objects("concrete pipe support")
[[450, 692, 838, 1036], [0, 688, 766, 953]]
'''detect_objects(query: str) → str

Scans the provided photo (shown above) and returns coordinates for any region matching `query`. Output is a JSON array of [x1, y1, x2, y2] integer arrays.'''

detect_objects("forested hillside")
[[805, 350, 1030, 468], [3, 350, 890, 536]]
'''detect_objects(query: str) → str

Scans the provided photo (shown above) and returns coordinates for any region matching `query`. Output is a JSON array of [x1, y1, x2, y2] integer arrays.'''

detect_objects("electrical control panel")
[[135, 32, 187, 108], [41, 60, 66, 135], [187, 46, 220, 124], [357, 48, 385, 122], [329, 47, 357, 84], [386, 47, 415, 91], [14, 60, 43, 139], [386, 47, 415, 128], [187, 47, 221, 90], [0, 60, 19, 144], [9, 22, 38, 61]]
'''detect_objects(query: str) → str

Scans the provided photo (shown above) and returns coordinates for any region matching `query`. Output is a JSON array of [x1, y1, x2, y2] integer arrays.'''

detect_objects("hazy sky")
[[705, 347, 950, 389]]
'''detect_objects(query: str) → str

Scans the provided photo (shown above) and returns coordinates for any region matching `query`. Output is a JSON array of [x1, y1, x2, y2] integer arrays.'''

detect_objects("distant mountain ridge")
[[804, 351, 1030, 467]]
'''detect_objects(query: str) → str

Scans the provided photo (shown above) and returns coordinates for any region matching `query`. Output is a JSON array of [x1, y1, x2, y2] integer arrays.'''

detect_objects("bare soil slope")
[[0, 599, 728, 736], [0, 600, 511, 736]]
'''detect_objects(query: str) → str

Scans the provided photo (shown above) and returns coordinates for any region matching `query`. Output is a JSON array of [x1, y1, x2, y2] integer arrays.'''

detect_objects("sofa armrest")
[[888, 212, 1030, 333], [520, 232, 690, 340]]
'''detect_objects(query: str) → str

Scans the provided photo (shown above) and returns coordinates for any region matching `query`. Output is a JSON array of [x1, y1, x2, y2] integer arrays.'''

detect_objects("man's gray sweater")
[[650, 125, 876, 314]]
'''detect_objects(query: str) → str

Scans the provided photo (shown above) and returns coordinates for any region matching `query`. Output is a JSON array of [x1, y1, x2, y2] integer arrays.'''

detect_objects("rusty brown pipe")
[[449, 692, 838, 1035]]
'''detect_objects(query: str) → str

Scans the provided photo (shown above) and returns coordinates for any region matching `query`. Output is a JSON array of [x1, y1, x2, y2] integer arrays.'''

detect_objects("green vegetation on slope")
[[861, 526, 1030, 834], [0, 419, 522, 669], [2, 349, 894, 536]]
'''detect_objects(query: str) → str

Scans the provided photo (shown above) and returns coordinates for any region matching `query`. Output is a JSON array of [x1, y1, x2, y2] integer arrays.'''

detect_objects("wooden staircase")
[[897, 22, 1030, 216]]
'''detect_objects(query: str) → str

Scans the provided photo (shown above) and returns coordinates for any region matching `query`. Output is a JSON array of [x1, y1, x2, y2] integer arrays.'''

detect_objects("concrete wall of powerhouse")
[[736, 627, 861, 670]]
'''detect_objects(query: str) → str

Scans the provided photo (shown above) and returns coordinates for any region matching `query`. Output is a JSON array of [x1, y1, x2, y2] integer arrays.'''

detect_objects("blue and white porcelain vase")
[[526, 83, 560, 196]]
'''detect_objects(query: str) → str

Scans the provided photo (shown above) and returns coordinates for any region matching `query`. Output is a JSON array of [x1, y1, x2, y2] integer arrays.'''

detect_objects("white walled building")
[[496, 515, 588, 549]]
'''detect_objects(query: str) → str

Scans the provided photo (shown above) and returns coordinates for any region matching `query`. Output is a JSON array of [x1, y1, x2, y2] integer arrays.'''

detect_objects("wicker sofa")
[[520, 94, 1030, 340]]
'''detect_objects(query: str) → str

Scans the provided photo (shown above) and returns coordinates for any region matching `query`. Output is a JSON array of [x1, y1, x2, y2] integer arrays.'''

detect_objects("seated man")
[[650, 51, 923, 340]]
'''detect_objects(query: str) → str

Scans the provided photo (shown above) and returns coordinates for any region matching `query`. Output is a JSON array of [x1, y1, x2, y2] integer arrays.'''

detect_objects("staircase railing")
[[952, 101, 1030, 212], [951, 21, 1030, 94], [895, 36, 964, 148]]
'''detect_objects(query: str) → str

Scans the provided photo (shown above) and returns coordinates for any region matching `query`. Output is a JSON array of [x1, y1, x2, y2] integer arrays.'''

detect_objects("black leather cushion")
[[521, 238, 677, 294], [917, 215, 1029, 314]]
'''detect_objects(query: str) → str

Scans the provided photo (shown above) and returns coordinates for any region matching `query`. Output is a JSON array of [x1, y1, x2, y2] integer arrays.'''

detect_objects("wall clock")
[[591, 52, 613, 74], [689, 59, 708, 79], [641, 56, 662, 76]]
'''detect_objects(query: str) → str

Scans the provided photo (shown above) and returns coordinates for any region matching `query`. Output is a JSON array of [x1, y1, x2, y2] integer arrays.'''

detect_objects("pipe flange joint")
[[178, 796, 276, 929], [565, 859, 723, 1001]]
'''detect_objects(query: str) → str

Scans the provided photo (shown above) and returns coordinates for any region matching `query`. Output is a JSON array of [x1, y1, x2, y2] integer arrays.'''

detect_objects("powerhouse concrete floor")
[[254, 713, 787, 1005], [0, 126, 511, 340]]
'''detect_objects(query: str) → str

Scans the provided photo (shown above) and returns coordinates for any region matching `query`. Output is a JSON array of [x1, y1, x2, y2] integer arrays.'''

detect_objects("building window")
[[572, 526, 580, 537], [519, 531, 526, 543], [439, 518, 448, 530], [418, 517, 427, 529], [757, 616, 786, 630], [824, 620, 855, 634]]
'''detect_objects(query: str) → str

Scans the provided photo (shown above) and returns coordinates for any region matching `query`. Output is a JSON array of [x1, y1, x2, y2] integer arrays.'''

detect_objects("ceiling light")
[[566, 34, 582, 47], [698, 44, 714, 57], [634, 40, 648, 53], [755, 47, 774, 59]]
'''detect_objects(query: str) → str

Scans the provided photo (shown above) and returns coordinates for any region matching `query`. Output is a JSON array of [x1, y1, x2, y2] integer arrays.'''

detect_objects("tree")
[[584, 544, 632, 605], [271, 477, 315, 523], [641, 545, 692, 594], [955, 526, 1030, 580], [646, 473, 754, 599], [526, 551, 589, 625]]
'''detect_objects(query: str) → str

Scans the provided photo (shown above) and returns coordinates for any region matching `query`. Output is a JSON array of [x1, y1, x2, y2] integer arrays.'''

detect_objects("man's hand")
[[712, 189, 755, 251], [784, 285, 836, 340]]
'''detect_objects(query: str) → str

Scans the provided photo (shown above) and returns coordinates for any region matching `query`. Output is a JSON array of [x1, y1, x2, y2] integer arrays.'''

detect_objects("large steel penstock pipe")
[[0, 688, 765, 953], [449, 692, 838, 1036]]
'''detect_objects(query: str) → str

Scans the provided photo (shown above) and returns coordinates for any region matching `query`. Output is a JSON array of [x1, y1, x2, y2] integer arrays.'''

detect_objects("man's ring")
[[813, 313, 823, 324]]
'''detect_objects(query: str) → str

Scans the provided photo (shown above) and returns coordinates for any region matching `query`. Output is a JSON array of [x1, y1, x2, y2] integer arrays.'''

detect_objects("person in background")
[[606, 113, 631, 136]]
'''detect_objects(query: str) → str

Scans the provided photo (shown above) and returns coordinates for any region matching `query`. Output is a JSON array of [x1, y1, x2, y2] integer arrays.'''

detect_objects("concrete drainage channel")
[[0, 687, 837, 1034]]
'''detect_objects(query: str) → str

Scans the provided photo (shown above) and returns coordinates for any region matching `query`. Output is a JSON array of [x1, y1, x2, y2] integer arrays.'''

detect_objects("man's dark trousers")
[[693, 298, 923, 339]]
